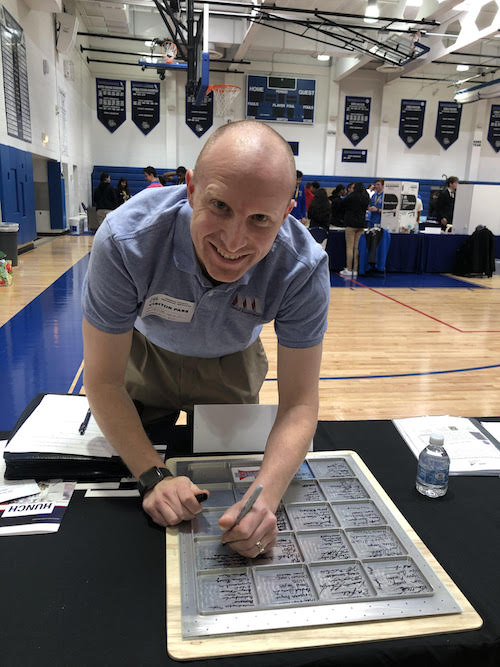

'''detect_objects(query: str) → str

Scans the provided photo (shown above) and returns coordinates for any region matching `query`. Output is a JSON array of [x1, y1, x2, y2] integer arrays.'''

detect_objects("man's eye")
[[213, 200, 228, 211], [253, 214, 269, 225]]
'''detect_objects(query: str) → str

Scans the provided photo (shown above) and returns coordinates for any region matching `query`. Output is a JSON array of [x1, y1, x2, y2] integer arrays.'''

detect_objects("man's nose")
[[221, 218, 246, 251]]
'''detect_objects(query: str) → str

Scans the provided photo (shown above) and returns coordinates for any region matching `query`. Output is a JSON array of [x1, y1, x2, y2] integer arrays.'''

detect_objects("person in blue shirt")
[[367, 178, 384, 227], [82, 120, 329, 559], [291, 170, 307, 222]]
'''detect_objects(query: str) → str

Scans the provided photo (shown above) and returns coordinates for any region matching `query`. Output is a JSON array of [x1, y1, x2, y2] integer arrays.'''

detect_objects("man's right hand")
[[142, 476, 209, 527]]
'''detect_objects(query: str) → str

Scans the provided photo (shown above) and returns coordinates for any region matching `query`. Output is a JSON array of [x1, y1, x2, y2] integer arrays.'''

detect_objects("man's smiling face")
[[186, 128, 295, 283]]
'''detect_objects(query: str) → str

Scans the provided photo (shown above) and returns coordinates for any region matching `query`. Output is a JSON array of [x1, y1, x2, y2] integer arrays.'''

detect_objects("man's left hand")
[[218, 497, 278, 558]]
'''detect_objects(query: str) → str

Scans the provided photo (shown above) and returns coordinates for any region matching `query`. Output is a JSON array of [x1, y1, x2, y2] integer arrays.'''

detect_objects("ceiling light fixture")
[[406, 0, 423, 6], [364, 0, 379, 24], [317, 54, 331, 61], [456, 64, 470, 72]]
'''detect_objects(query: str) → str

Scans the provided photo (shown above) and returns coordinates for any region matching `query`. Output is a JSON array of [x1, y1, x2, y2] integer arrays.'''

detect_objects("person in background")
[[304, 182, 314, 213], [366, 183, 375, 198], [344, 183, 355, 197], [367, 178, 384, 227], [116, 177, 131, 206], [435, 176, 459, 230], [415, 196, 423, 224], [329, 185, 346, 227], [81, 120, 330, 558], [428, 190, 440, 219], [93, 172, 118, 228], [291, 170, 307, 222], [339, 182, 370, 278], [163, 166, 187, 185], [144, 166, 162, 189], [307, 182, 331, 232]]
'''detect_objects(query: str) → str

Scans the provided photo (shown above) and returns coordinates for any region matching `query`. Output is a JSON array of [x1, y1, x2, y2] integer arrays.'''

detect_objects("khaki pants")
[[345, 227, 364, 272], [125, 329, 269, 424], [96, 209, 112, 228]]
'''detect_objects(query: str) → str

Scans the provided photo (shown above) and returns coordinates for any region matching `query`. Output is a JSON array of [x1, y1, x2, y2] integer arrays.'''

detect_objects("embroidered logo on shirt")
[[231, 294, 262, 317], [141, 294, 195, 322]]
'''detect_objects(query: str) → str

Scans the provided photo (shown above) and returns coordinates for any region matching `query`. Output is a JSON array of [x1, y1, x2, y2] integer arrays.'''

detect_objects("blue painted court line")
[[331, 272, 486, 288], [264, 362, 500, 382], [0, 255, 90, 431]]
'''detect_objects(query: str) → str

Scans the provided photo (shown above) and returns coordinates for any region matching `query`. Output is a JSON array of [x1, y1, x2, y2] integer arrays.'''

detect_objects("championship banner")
[[344, 96, 371, 146], [435, 101, 461, 150], [399, 99, 426, 148], [131, 81, 159, 135], [341, 148, 367, 163], [487, 104, 500, 152], [185, 89, 213, 137], [96, 78, 126, 133]]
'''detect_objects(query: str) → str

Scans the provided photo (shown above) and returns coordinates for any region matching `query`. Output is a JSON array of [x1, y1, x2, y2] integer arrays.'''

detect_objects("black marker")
[[195, 492, 208, 503], [79, 409, 92, 435]]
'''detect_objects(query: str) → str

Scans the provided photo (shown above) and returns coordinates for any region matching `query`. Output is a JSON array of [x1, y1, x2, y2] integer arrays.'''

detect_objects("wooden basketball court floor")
[[1, 234, 500, 432]]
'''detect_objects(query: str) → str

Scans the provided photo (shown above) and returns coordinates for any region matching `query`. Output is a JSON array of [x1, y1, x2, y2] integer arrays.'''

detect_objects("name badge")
[[141, 294, 195, 323]]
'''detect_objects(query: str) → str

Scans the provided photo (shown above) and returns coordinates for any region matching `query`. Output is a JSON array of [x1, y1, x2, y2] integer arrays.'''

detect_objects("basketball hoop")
[[161, 41, 177, 64], [206, 84, 241, 116]]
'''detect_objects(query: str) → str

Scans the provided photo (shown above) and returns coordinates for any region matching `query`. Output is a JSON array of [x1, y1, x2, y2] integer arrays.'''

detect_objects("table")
[[2, 420, 499, 667], [325, 230, 500, 273]]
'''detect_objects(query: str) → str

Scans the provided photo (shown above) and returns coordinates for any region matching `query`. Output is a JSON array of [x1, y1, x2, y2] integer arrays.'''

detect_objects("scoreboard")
[[246, 75, 316, 124]]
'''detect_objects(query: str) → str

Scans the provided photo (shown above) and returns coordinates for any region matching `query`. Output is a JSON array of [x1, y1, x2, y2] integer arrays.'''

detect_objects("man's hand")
[[142, 476, 209, 526], [218, 497, 278, 558], [368, 205, 377, 212]]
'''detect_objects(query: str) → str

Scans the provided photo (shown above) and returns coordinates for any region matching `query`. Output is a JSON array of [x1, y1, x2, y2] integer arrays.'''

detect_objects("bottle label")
[[417, 463, 449, 487]]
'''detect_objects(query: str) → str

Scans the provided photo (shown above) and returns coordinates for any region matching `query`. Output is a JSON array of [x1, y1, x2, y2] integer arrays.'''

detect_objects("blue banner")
[[96, 78, 126, 133], [185, 89, 213, 138], [341, 148, 367, 163], [399, 99, 426, 148], [435, 101, 461, 150], [344, 96, 371, 146], [487, 104, 500, 152], [131, 81, 159, 135]]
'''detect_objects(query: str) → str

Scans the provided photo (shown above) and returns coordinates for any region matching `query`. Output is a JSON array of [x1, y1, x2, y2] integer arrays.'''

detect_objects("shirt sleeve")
[[82, 222, 140, 333], [274, 251, 330, 349]]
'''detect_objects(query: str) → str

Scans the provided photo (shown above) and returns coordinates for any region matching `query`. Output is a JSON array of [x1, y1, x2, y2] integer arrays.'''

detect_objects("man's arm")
[[82, 317, 208, 525], [218, 343, 322, 557]]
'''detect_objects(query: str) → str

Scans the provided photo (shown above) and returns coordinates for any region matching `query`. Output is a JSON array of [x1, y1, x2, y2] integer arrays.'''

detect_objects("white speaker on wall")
[[56, 13, 78, 55]]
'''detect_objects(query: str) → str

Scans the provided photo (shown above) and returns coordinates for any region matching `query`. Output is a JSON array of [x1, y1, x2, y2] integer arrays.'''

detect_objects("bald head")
[[194, 120, 296, 197]]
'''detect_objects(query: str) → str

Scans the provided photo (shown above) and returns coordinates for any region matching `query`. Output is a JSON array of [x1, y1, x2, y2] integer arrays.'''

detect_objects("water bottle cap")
[[429, 432, 444, 446]]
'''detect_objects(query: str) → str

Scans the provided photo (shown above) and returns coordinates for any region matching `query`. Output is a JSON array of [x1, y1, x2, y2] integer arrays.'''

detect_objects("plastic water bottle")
[[416, 433, 450, 498]]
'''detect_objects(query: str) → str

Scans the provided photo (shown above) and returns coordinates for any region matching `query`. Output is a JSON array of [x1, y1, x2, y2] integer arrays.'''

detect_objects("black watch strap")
[[137, 466, 173, 498]]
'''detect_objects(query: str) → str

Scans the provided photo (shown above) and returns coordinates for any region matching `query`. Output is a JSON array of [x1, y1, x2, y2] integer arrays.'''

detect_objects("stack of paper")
[[3, 394, 129, 481], [393, 415, 500, 476]]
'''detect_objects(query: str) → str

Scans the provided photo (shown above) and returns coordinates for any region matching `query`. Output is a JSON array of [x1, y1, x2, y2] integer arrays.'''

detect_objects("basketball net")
[[206, 84, 241, 116], [161, 41, 177, 64]]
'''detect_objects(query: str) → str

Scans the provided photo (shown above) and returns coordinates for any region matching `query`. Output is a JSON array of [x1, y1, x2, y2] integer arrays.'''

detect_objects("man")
[[291, 169, 307, 223], [163, 166, 187, 185], [367, 178, 384, 227], [82, 121, 330, 559], [144, 165, 162, 188], [93, 172, 118, 228], [435, 176, 458, 230]]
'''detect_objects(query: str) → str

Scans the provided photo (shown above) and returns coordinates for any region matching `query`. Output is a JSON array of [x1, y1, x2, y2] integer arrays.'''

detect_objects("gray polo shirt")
[[82, 186, 329, 358]]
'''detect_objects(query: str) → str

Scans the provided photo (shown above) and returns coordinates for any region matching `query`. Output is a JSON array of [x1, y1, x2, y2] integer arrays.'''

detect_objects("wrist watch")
[[137, 466, 173, 498]]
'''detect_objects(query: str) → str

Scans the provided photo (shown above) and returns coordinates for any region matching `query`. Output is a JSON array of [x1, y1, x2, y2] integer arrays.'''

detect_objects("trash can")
[[0, 223, 19, 267]]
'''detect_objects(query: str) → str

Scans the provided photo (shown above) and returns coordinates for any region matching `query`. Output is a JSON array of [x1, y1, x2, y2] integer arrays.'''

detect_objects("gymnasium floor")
[[1, 235, 500, 432]]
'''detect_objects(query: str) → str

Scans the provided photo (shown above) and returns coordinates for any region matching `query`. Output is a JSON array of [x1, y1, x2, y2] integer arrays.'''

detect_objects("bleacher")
[[91, 166, 498, 217]]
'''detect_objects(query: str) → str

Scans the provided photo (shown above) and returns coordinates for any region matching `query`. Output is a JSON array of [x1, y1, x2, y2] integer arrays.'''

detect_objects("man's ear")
[[185, 169, 195, 206], [285, 199, 295, 219]]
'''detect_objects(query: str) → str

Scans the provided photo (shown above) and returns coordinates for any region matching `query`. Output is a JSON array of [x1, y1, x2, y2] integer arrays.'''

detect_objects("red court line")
[[347, 278, 464, 331]]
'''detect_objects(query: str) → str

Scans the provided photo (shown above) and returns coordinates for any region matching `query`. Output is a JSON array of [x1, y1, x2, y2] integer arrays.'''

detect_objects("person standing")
[[144, 166, 162, 189], [291, 170, 307, 222], [367, 178, 384, 228], [93, 172, 118, 228], [116, 177, 130, 206], [307, 182, 331, 232], [340, 182, 370, 277], [329, 185, 346, 227], [81, 120, 330, 557], [435, 176, 459, 230]]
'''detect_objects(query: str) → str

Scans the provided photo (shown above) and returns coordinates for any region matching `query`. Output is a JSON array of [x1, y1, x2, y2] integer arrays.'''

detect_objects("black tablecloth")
[[325, 231, 500, 273], [2, 420, 499, 667]]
